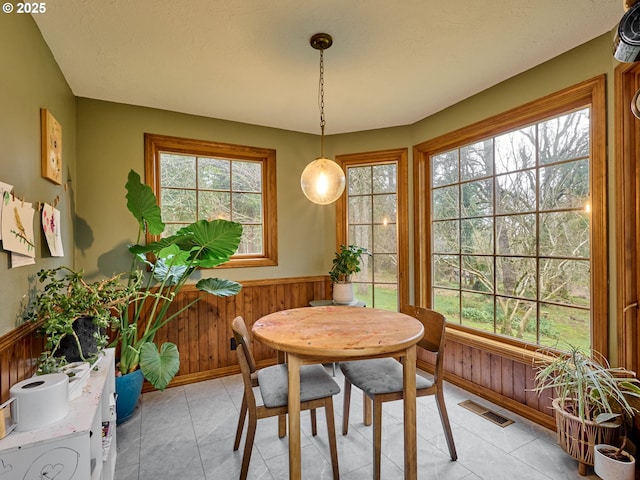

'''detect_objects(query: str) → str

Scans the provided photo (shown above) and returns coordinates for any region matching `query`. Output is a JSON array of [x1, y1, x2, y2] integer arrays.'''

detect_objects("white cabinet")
[[0, 348, 117, 480]]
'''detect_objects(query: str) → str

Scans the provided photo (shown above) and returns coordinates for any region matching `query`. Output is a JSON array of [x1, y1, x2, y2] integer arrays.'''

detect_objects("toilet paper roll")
[[10, 373, 69, 432]]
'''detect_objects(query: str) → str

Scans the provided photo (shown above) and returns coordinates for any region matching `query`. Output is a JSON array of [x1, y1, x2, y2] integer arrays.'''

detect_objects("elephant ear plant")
[[111, 170, 242, 390]]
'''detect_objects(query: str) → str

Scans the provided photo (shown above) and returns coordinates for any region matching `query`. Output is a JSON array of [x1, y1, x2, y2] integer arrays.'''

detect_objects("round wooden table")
[[253, 305, 424, 480]]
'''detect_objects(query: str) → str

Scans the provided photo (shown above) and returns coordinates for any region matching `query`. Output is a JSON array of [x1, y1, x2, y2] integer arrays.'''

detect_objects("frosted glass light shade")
[[300, 157, 346, 205]]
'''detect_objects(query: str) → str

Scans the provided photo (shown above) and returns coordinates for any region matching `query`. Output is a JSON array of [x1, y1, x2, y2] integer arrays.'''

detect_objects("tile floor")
[[113, 367, 600, 479]]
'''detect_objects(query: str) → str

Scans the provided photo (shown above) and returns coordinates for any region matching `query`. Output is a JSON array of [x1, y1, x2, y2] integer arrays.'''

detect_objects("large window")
[[144, 133, 277, 268], [336, 149, 409, 311], [414, 77, 607, 354]]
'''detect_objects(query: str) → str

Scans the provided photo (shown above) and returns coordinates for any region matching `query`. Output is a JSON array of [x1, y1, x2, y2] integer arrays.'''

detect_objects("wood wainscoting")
[[417, 328, 555, 430], [0, 275, 554, 429], [0, 276, 330, 401], [144, 275, 331, 391], [0, 321, 44, 403]]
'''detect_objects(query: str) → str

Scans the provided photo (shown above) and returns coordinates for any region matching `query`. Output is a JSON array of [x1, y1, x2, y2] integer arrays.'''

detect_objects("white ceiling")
[[33, 0, 624, 135]]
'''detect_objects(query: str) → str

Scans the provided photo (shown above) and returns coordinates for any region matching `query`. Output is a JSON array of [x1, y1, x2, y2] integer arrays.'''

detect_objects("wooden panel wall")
[[0, 276, 329, 400], [417, 335, 555, 429], [147, 275, 331, 389], [0, 274, 555, 429], [0, 322, 44, 403]]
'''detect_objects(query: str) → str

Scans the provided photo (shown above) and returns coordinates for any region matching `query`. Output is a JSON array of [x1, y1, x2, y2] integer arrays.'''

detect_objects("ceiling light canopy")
[[300, 33, 346, 205]]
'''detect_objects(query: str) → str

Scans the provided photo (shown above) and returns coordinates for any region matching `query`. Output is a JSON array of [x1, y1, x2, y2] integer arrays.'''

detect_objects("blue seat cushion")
[[340, 358, 433, 395], [257, 364, 340, 408]]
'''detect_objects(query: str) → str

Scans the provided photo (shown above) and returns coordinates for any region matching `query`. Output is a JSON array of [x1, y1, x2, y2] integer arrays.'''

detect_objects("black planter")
[[57, 316, 104, 362]]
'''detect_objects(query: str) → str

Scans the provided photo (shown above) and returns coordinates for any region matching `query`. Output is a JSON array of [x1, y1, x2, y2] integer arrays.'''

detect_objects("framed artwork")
[[41, 108, 62, 184]]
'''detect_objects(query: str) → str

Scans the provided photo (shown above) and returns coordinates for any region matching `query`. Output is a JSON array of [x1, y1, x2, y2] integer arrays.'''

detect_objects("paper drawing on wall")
[[1, 193, 35, 257], [0, 181, 13, 240], [10, 252, 35, 269], [41, 109, 62, 185], [22, 447, 79, 480], [42, 203, 63, 257]]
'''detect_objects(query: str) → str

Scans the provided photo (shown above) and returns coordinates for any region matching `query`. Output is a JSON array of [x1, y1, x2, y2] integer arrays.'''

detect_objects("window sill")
[[215, 256, 278, 268]]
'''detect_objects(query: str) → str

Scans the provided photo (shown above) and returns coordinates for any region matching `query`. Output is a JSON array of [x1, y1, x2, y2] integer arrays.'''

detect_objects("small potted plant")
[[329, 244, 369, 305], [594, 429, 636, 480], [25, 266, 135, 374], [534, 344, 640, 475]]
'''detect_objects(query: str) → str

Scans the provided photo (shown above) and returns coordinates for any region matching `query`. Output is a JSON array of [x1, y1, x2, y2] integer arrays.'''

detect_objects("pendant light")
[[300, 33, 346, 205]]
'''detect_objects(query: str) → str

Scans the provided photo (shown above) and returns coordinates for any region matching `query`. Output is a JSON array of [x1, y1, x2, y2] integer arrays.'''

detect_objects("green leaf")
[[177, 219, 243, 267], [139, 342, 180, 390], [130, 219, 242, 268], [126, 169, 164, 236], [595, 412, 620, 425], [151, 258, 188, 285], [196, 278, 242, 297]]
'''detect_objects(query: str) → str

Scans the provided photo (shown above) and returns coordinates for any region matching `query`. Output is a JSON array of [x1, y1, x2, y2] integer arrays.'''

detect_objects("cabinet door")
[[0, 434, 89, 479]]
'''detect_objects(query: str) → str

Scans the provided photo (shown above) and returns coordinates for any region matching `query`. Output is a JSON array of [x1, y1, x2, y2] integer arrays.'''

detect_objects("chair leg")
[[342, 378, 352, 435], [311, 408, 318, 436], [234, 393, 247, 451], [363, 392, 372, 426], [435, 389, 457, 461], [239, 411, 257, 480], [324, 398, 340, 479], [278, 414, 286, 438], [372, 396, 383, 480]]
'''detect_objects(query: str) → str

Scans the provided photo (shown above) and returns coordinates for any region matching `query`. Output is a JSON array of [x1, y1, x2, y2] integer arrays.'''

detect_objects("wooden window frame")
[[335, 148, 409, 310], [144, 133, 278, 268], [615, 63, 640, 372], [413, 76, 608, 356]]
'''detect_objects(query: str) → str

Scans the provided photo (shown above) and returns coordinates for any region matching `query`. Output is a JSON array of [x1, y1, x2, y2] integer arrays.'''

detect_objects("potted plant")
[[594, 434, 636, 480], [534, 345, 640, 475], [111, 170, 242, 423], [594, 389, 640, 480], [329, 244, 369, 305], [25, 266, 135, 374]]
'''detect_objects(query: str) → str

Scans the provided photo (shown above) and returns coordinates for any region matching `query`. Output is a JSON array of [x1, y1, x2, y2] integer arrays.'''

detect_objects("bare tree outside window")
[[160, 153, 264, 255], [431, 108, 591, 349], [145, 133, 277, 268], [336, 149, 409, 311]]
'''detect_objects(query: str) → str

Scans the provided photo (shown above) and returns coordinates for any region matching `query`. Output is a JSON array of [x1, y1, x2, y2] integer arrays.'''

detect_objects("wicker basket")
[[553, 398, 620, 474]]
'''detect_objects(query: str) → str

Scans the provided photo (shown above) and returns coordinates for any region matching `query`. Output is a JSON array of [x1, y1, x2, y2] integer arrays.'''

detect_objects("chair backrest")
[[400, 305, 446, 381], [231, 316, 259, 413], [232, 316, 258, 374]]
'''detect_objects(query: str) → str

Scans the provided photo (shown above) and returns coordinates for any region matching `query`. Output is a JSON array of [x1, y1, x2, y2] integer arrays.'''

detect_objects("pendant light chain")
[[300, 33, 345, 205], [319, 47, 326, 158]]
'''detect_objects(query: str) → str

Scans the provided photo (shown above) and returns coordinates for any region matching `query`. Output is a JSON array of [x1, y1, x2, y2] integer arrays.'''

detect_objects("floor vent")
[[458, 400, 514, 427]]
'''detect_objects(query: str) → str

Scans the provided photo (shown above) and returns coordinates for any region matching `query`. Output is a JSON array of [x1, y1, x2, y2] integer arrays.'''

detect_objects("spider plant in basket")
[[533, 344, 640, 475]]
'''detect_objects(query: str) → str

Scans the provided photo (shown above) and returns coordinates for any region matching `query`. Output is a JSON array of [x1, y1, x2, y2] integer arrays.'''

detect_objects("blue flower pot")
[[115, 369, 144, 425]]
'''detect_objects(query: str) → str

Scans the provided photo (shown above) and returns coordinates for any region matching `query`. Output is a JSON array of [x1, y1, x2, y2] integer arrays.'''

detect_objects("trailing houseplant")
[[111, 170, 243, 394], [25, 266, 135, 374], [329, 244, 369, 304], [533, 344, 640, 474]]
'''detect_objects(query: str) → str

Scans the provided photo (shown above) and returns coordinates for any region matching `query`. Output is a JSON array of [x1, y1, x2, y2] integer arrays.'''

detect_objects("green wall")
[[74, 99, 329, 284], [0, 14, 622, 354], [0, 15, 76, 337]]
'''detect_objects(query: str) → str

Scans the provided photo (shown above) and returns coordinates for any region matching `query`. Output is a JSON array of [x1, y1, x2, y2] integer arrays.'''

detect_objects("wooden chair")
[[231, 316, 341, 479], [339, 305, 457, 479]]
